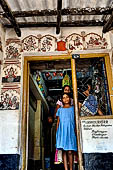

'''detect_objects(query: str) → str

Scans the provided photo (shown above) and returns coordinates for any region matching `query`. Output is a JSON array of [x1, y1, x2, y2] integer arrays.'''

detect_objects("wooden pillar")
[[71, 58, 84, 170], [34, 100, 44, 169]]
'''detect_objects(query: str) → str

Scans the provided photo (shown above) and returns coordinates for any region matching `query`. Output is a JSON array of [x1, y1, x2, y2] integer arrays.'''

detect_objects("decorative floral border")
[[20, 32, 108, 53]]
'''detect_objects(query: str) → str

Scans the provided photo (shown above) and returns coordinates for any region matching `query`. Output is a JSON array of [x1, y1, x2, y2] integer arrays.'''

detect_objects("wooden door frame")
[[21, 54, 72, 169], [21, 53, 113, 170]]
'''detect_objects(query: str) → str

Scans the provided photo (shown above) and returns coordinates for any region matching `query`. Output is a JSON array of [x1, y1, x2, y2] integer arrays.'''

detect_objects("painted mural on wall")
[[21, 35, 39, 52], [0, 38, 21, 110], [5, 38, 21, 61], [22, 34, 57, 52], [66, 32, 108, 51], [2, 63, 21, 83], [0, 88, 20, 110], [0, 32, 108, 110], [21, 32, 108, 52], [84, 33, 108, 50]]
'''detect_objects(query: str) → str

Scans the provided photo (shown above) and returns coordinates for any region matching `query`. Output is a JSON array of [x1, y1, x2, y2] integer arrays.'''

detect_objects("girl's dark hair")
[[62, 85, 72, 93], [61, 92, 71, 100]]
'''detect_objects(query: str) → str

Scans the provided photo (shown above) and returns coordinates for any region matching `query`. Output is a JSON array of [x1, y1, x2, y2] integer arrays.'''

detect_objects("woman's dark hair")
[[62, 85, 72, 93], [78, 78, 92, 92]]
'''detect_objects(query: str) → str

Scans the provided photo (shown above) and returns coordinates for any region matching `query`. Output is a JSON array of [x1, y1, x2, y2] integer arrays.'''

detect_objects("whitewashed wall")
[[0, 110, 19, 154], [0, 26, 113, 156], [0, 25, 20, 154]]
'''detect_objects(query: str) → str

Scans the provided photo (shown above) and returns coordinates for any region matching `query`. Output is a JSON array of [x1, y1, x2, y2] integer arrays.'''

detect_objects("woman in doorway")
[[56, 92, 77, 170], [78, 78, 103, 116]]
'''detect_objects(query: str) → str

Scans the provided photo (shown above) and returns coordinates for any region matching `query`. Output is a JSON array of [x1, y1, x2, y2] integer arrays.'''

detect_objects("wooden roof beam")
[[56, 0, 62, 34], [0, 0, 21, 37], [0, 7, 113, 18], [4, 20, 105, 28], [103, 11, 113, 33]]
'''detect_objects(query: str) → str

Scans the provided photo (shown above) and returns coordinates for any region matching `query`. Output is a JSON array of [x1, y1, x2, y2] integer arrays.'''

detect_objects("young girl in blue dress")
[[56, 92, 77, 170]]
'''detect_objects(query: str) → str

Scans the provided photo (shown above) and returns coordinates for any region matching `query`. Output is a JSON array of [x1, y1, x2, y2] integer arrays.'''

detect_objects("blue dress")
[[56, 106, 77, 151]]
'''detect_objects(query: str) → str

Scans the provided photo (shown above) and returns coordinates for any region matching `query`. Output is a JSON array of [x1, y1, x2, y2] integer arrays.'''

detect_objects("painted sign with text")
[[81, 119, 113, 153]]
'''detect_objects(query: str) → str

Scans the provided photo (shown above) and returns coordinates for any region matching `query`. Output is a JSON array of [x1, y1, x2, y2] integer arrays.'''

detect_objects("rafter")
[[0, 0, 21, 37], [56, 0, 62, 34], [103, 11, 113, 33], [62, 7, 113, 15], [0, 7, 112, 18], [4, 20, 106, 28]]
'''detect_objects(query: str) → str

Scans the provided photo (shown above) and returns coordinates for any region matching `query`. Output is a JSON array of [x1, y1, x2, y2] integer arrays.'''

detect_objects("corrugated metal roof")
[[1, 0, 112, 10], [0, 0, 113, 36]]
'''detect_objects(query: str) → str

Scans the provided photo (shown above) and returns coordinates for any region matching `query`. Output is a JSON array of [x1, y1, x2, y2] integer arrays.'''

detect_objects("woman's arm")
[[56, 116, 60, 131], [78, 102, 82, 112], [54, 104, 60, 118], [97, 108, 103, 116]]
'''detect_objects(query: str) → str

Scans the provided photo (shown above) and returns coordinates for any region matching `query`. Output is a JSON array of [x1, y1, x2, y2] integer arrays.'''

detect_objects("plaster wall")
[[0, 110, 19, 154], [0, 26, 113, 157]]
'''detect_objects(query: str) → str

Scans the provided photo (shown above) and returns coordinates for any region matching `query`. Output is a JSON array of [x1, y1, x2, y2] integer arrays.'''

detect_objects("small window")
[[76, 57, 112, 116]]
